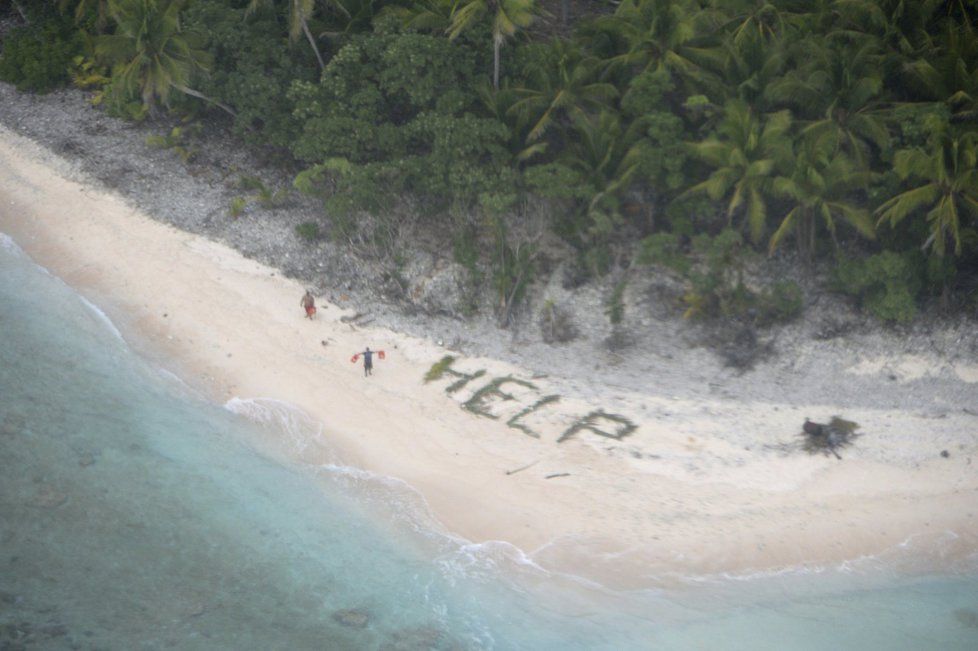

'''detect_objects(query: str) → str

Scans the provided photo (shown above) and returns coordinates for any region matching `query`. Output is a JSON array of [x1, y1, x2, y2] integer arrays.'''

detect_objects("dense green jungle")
[[3, 0, 978, 327]]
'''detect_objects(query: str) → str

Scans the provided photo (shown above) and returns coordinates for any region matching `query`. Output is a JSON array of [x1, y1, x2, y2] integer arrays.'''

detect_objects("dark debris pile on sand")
[[2, 83, 976, 414]]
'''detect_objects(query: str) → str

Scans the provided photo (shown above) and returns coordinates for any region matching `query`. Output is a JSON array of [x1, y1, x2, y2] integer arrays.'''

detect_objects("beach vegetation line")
[[3, 0, 978, 324]]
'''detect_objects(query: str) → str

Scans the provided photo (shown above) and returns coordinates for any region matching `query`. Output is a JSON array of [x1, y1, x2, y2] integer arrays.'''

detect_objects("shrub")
[[756, 280, 804, 325], [228, 196, 247, 219], [606, 280, 627, 326], [69, 55, 109, 92], [287, 23, 512, 216], [636, 232, 690, 274], [146, 125, 201, 163], [0, 16, 84, 92], [240, 176, 289, 208], [833, 251, 923, 323], [682, 230, 751, 320], [539, 300, 578, 344], [295, 222, 321, 242], [183, 0, 315, 148], [640, 229, 802, 325]]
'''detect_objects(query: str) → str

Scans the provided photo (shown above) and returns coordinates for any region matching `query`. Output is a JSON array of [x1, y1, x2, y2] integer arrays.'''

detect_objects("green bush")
[[636, 232, 691, 274], [295, 222, 321, 242], [606, 280, 627, 325], [682, 230, 751, 320], [834, 251, 923, 323], [183, 0, 316, 148], [0, 17, 84, 92], [640, 229, 802, 325], [228, 196, 247, 219], [756, 280, 803, 325], [620, 69, 689, 193], [287, 23, 513, 215], [146, 124, 200, 163]]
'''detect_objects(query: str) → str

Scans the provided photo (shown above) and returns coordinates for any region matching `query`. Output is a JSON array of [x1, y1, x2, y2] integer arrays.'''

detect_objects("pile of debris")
[[801, 417, 860, 459]]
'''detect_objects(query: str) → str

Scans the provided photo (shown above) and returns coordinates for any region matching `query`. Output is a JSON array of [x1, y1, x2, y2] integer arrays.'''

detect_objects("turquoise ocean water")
[[2, 231, 977, 650]]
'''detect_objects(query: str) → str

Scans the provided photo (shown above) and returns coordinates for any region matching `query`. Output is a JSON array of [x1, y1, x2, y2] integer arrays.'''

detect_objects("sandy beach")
[[2, 124, 977, 589]]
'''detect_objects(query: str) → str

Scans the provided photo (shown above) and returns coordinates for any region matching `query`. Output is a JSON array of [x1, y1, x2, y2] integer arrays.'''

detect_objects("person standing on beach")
[[300, 290, 316, 319], [359, 347, 374, 376]]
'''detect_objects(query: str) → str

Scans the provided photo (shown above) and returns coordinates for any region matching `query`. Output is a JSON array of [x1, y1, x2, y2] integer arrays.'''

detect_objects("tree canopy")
[[4, 0, 978, 323]]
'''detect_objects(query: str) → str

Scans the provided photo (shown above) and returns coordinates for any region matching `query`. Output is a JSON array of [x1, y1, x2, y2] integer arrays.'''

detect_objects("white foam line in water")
[[78, 294, 125, 342], [679, 563, 832, 585], [315, 458, 563, 587], [675, 528, 976, 586], [224, 399, 521, 579], [153, 367, 203, 398], [315, 461, 455, 540], [438, 539, 552, 574], [3, 231, 126, 343], [225, 398, 503, 570], [224, 396, 325, 453], [318, 461, 414, 489]]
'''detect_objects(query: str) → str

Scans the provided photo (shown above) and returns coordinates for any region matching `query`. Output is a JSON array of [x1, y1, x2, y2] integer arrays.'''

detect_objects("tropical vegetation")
[[2, 0, 977, 325]]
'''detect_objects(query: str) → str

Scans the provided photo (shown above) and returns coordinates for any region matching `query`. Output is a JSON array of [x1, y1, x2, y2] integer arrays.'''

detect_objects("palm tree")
[[477, 82, 546, 163], [246, 0, 325, 71], [318, 0, 384, 39], [447, 0, 538, 89], [589, 0, 715, 88], [59, 0, 112, 32], [875, 124, 978, 256], [509, 40, 619, 144], [902, 23, 978, 123], [767, 38, 890, 168], [711, 0, 804, 49], [97, 0, 235, 116], [703, 28, 786, 108], [831, 0, 942, 55], [383, 0, 453, 33], [695, 0, 811, 108], [562, 110, 648, 233], [684, 99, 792, 243], [769, 146, 875, 265]]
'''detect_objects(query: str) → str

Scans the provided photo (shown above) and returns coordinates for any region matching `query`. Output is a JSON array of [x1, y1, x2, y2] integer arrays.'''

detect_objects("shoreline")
[[2, 125, 978, 589]]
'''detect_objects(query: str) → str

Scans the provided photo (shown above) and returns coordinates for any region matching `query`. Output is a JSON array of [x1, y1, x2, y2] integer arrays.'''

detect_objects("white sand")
[[2, 126, 977, 589]]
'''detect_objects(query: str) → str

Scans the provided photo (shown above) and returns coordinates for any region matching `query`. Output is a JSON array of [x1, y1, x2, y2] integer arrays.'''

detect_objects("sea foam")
[[224, 396, 326, 455], [77, 294, 125, 342]]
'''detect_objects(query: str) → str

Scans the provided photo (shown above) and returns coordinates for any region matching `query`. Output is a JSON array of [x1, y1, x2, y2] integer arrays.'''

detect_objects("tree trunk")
[[806, 215, 814, 268], [561, 0, 570, 26], [796, 212, 814, 271], [174, 85, 238, 118], [302, 18, 326, 72], [493, 37, 501, 89]]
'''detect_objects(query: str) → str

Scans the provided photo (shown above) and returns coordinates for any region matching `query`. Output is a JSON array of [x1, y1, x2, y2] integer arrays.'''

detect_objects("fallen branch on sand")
[[505, 460, 539, 476]]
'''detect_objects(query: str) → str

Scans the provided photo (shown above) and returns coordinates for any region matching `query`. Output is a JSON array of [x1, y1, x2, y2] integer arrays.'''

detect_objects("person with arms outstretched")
[[360, 347, 374, 376], [351, 347, 385, 376]]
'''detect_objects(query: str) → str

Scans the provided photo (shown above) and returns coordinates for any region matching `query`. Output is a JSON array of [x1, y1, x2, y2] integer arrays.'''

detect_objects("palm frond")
[[876, 184, 940, 226], [768, 205, 799, 254]]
